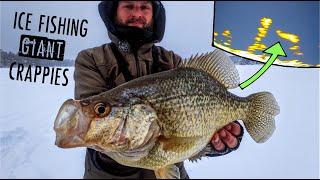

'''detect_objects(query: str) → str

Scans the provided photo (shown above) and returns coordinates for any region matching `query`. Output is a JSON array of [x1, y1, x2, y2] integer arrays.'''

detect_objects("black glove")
[[207, 121, 244, 157]]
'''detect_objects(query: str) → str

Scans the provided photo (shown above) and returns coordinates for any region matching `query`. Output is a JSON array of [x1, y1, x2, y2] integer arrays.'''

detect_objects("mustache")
[[125, 17, 147, 25]]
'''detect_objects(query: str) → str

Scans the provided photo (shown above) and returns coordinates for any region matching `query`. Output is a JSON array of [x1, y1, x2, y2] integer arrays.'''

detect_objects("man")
[[74, 1, 244, 179]]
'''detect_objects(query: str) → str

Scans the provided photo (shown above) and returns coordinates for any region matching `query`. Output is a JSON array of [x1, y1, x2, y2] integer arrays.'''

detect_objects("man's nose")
[[131, 6, 144, 18]]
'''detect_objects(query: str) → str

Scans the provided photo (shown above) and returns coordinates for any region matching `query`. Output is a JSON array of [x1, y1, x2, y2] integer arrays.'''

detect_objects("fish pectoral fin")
[[188, 143, 212, 162], [181, 49, 240, 89], [158, 136, 199, 153], [154, 164, 180, 179]]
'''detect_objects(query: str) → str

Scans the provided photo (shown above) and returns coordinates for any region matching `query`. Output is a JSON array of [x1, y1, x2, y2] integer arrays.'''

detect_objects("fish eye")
[[94, 103, 110, 117], [98, 106, 105, 114]]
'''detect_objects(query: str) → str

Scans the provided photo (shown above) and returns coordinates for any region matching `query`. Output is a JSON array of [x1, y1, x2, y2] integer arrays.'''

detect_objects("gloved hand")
[[209, 121, 244, 157]]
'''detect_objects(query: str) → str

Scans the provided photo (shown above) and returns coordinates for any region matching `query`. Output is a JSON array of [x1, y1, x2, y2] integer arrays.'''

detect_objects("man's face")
[[115, 1, 153, 29]]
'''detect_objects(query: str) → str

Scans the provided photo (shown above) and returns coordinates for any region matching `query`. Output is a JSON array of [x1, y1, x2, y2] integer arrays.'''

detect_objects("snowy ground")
[[0, 65, 319, 178]]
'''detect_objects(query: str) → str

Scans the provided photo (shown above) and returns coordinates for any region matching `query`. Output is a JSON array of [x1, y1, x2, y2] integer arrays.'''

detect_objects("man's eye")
[[125, 5, 133, 10], [141, 5, 151, 11]]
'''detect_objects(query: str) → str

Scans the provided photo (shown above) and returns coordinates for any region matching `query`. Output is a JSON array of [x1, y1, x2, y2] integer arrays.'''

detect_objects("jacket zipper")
[[134, 51, 140, 77]]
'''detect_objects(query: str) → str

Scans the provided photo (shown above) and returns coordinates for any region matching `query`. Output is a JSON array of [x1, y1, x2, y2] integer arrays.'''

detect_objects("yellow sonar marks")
[[294, 52, 303, 56], [276, 30, 300, 43], [222, 29, 231, 38], [221, 29, 232, 47], [247, 17, 272, 54], [214, 32, 219, 41], [289, 45, 299, 50], [276, 30, 303, 57], [261, 17, 272, 28]]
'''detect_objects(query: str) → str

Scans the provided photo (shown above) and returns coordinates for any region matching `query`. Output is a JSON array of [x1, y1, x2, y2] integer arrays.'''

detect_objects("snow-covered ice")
[[0, 65, 319, 178]]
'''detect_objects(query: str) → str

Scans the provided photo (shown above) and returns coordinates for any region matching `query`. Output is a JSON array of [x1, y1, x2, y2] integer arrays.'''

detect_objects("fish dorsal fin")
[[188, 144, 212, 162], [181, 49, 240, 89]]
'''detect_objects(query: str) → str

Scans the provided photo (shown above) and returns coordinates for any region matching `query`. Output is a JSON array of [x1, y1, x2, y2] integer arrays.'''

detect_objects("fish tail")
[[244, 92, 280, 143]]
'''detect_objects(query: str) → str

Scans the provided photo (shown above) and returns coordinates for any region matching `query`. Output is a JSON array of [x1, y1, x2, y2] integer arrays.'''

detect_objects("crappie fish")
[[54, 49, 280, 179]]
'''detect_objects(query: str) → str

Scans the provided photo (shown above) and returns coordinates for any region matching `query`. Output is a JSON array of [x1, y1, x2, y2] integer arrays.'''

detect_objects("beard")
[[115, 16, 153, 29], [114, 16, 154, 46]]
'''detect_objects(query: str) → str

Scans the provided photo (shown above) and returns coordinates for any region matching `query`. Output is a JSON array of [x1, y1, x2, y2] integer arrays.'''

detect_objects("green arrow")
[[239, 42, 287, 89]]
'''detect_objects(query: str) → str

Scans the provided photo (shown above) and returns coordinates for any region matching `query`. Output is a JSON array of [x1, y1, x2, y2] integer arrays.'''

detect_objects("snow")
[[0, 65, 319, 178]]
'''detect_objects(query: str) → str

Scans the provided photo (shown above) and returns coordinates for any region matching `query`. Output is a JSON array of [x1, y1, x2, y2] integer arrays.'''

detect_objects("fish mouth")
[[54, 99, 89, 148]]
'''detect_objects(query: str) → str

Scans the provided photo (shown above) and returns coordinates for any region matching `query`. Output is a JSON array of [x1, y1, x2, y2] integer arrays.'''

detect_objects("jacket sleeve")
[[172, 52, 183, 68], [74, 49, 110, 100], [156, 46, 183, 70]]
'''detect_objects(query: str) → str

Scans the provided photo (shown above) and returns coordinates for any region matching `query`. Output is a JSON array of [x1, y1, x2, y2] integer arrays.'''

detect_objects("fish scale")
[[113, 69, 245, 138]]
